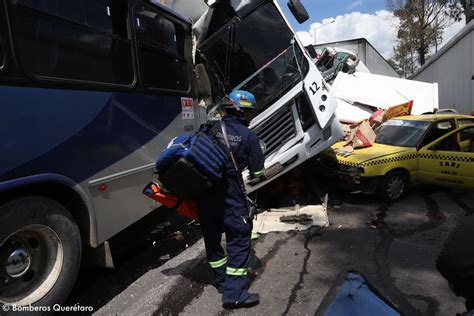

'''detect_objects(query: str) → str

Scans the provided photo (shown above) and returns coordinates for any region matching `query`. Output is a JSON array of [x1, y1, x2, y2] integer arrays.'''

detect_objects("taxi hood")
[[324, 142, 412, 165]]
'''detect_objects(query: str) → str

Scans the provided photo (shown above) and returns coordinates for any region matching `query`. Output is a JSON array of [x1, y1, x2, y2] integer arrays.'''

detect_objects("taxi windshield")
[[374, 120, 431, 147]]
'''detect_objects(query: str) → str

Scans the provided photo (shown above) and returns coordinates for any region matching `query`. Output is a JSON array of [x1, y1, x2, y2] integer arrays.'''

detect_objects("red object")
[[99, 184, 108, 192], [383, 100, 413, 121], [143, 182, 198, 220], [369, 109, 385, 126]]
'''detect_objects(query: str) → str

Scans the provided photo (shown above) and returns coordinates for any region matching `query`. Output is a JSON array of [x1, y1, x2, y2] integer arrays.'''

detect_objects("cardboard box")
[[369, 101, 414, 127], [345, 120, 376, 148]]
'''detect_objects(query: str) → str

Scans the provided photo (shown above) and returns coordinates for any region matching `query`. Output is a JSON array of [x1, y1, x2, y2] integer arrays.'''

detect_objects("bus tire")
[[377, 170, 409, 202], [0, 197, 81, 309]]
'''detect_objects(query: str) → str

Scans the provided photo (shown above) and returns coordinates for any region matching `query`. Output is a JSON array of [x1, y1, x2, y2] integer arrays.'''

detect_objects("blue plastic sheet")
[[323, 272, 400, 316]]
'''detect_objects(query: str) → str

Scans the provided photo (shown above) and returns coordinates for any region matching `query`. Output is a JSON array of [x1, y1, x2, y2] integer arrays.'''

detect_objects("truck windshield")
[[375, 120, 431, 147], [200, 2, 308, 114]]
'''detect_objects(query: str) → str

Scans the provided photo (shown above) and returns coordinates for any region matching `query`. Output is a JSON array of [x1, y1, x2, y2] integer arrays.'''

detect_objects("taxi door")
[[418, 126, 474, 189]]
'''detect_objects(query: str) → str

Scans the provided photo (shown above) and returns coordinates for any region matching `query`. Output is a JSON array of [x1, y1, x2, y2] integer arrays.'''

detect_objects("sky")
[[278, 0, 466, 59]]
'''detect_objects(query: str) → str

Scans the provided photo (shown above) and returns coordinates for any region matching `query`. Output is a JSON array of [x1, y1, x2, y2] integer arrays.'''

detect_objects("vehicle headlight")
[[341, 165, 364, 175]]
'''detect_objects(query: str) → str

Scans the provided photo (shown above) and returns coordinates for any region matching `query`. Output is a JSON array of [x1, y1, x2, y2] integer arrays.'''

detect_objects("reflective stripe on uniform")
[[226, 267, 247, 276], [209, 257, 227, 269], [251, 169, 265, 177]]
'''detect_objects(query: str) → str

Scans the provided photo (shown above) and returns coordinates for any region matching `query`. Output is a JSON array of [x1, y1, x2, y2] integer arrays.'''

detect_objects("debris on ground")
[[159, 254, 171, 261], [279, 213, 313, 223], [253, 204, 329, 234], [367, 209, 388, 229]]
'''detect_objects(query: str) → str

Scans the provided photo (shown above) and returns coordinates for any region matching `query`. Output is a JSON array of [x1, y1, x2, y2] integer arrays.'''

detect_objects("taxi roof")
[[393, 114, 474, 122]]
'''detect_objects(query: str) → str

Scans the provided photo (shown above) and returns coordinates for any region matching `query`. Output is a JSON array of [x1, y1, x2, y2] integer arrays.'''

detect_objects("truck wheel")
[[377, 171, 408, 201], [0, 197, 81, 308]]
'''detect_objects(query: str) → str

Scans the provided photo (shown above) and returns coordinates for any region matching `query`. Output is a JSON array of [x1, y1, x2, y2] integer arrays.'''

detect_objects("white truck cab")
[[192, 0, 343, 191]]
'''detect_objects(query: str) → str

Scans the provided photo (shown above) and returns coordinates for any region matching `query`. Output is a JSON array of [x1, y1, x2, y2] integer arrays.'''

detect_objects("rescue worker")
[[197, 90, 265, 309]]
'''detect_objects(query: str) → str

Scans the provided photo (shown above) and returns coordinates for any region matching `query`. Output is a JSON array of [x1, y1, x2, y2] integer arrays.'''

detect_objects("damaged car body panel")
[[319, 114, 474, 198], [194, 0, 343, 192]]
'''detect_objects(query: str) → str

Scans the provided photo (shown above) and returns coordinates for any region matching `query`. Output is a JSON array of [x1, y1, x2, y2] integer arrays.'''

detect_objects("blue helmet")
[[226, 90, 256, 111]]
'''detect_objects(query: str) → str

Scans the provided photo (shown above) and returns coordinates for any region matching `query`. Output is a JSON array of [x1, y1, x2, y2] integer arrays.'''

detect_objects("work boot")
[[222, 293, 260, 309]]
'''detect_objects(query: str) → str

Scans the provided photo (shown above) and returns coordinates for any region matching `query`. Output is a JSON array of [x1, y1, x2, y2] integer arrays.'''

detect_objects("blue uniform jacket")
[[213, 115, 265, 215]]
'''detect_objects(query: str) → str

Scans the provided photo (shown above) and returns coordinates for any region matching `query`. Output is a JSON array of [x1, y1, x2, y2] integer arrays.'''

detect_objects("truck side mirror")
[[287, 0, 309, 24]]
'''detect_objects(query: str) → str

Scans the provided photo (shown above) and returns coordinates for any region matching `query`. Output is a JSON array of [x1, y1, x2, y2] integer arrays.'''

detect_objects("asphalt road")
[[94, 185, 473, 316], [63, 207, 202, 313]]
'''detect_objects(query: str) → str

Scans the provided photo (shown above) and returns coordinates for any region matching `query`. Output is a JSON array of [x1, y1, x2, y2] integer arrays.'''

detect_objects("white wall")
[[413, 26, 473, 114]]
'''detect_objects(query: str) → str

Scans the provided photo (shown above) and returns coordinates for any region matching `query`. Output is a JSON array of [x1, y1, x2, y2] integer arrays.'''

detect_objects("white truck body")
[[332, 72, 439, 123]]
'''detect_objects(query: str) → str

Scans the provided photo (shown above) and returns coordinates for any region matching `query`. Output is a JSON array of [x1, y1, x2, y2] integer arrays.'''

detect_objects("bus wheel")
[[377, 171, 409, 202], [0, 197, 81, 308]]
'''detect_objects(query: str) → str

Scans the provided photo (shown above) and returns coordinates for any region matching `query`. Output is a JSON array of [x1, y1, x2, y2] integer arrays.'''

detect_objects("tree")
[[388, 0, 454, 66], [387, 58, 401, 76], [447, 0, 473, 24], [389, 40, 418, 78]]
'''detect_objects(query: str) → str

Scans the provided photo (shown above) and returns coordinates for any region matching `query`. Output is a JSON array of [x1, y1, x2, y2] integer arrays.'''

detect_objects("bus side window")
[[86, 0, 113, 35], [134, 4, 189, 92], [17, 0, 87, 24], [8, 0, 134, 86]]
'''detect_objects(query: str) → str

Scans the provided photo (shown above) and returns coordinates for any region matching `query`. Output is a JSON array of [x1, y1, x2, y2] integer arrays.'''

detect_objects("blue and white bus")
[[0, 0, 200, 308], [0, 0, 343, 309]]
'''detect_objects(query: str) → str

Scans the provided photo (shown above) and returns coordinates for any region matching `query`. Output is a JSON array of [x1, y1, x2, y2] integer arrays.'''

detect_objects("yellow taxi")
[[319, 114, 474, 201]]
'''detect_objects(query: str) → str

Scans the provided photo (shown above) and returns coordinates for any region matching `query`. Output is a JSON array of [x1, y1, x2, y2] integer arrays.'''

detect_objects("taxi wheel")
[[377, 171, 409, 201]]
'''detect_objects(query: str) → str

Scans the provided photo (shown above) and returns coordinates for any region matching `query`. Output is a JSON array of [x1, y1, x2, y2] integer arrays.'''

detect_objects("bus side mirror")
[[287, 0, 309, 24]]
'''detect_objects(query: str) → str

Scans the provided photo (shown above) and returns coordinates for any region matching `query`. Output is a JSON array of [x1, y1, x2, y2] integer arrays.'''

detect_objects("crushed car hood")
[[323, 142, 412, 166]]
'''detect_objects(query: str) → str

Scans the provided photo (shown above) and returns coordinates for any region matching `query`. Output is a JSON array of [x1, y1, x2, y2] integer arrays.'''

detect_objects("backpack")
[[155, 122, 228, 200]]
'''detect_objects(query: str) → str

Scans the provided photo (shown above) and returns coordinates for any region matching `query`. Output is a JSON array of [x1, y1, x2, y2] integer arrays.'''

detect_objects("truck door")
[[418, 126, 474, 189], [303, 50, 337, 129]]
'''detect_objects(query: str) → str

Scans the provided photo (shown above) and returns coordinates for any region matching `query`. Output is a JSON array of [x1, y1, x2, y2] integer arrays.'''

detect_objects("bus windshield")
[[200, 2, 307, 113]]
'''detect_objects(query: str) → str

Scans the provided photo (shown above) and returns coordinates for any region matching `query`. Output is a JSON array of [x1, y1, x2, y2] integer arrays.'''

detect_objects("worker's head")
[[225, 90, 257, 122]]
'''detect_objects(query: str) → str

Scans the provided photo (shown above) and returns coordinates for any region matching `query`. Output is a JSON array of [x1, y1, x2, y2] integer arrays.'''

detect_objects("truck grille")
[[254, 106, 296, 157]]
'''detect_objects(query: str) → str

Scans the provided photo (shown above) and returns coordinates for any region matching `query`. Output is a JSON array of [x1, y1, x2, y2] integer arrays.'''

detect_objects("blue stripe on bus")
[[0, 86, 183, 183]]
